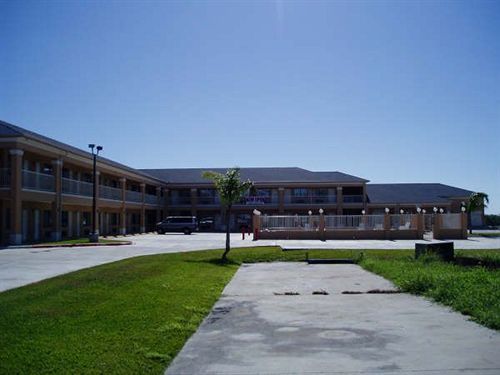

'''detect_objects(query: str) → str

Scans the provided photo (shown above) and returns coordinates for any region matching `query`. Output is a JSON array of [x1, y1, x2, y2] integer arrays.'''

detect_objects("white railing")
[[145, 193, 158, 205], [126, 190, 143, 203], [389, 214, 414, 230], [62, 178, 93, 197], [22, 170, 55, 192], [261, 215, 320, 231], [325, 215, 363, 229], [100, 185, 122, 201], [441, 213, 462, 229], [0, 168, 10, 187]]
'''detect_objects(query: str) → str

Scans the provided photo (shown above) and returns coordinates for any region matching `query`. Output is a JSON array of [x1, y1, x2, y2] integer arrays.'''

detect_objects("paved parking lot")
[[0, 233, 499, 292], [166, 263, 500, 375]]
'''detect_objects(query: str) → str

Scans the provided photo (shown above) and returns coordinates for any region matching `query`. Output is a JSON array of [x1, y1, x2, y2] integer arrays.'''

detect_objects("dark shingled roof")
[[0, 120, 165, 183], [366, 183, 473, 204], [140, 168, 368, 184]]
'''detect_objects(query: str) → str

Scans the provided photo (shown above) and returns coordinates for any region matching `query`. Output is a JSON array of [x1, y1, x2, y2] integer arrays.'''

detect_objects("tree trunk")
[[222, 206, 231, 262]]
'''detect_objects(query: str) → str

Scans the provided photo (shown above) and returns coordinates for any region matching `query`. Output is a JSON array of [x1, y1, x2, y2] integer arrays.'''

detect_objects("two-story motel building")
[[0, 120, 478, 245]]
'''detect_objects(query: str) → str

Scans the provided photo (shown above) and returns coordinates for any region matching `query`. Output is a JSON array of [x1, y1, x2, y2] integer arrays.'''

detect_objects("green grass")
[[360, 250, 500, 330], [469, 232, 500, 238], [1, 246, 499, 374]]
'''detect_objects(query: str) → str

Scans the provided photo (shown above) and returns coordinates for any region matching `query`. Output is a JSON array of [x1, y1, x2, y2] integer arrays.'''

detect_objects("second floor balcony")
[[126, 190, 143, 203], [145, 193, 158, 205], [62, 178, 93, 197], [170, 196, 192, 205], [100, 185, 122, 201], [238, 195, 278, 205], [22, 170, 55, 192], [0, 168, 10, 188], [287, 195, 337, 205], [343, 195, 364, 203]]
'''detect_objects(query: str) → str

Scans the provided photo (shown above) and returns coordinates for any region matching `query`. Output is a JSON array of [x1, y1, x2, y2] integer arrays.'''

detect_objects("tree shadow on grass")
[[185, 258, 241, 267]]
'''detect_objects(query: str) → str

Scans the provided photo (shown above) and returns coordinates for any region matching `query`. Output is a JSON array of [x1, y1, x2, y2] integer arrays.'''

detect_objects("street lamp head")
[[319, 208, 324, 214], [385, 207, 390, 214], [97, 145, 103, 151], [308, 210, 312, 215], [400, 209, 404, 214], [439, 208, 444, 214], [417, 207, 422, 213], [361, 209, 365, 215], [88, 144, 95, 150], [433, 207, 438, 213], [422, 209, 427, 214], [461, 206, 466, 212]]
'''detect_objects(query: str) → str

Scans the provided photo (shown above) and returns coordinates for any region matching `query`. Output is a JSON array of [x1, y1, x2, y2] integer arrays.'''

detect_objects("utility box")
[[415, 242, 454, 261]]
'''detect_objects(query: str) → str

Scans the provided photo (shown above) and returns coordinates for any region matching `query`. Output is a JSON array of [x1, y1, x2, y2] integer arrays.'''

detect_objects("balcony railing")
[[343, 195, 363, 203], [100, 185, 122, 201], [239, 196, 278, 205], [198, 196, 219, 205], [145, 193, 158, 205], [170, 197, 191, 205], [62, 178, 93, 197], [126, 190, 143, 203], [22, 170, 55, 192], [0, 168, 10, 187], [288, 195, 337, 204]]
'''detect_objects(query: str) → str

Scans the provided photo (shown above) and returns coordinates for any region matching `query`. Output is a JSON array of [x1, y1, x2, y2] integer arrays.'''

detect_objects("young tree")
[[466, 192, 489, 234], [202, 168, 253, 261]]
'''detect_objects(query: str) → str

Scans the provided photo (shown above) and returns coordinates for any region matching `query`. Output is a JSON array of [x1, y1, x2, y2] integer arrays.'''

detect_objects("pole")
[[90, 152, 98, 242]]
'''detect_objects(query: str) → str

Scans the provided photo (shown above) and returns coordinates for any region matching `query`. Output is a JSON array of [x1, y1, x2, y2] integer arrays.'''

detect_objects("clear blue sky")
[[1, 0, 499, 213]]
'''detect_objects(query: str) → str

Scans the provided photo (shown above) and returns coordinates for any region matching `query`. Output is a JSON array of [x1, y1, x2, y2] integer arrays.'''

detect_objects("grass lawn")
[[1, 247, 499, 374], [469, 232, 500, 238]]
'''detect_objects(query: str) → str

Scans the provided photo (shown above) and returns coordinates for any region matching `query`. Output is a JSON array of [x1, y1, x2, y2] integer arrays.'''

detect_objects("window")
[[82, 212, 91, 226], [61, 211, 69, 227], [43, 210, 52, 227], [292, 188, 308, 197]]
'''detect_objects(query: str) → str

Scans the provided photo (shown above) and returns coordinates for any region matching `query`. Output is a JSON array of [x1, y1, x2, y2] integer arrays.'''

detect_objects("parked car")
[[157, 216, 198, 235], [198, 217, 215, 231]]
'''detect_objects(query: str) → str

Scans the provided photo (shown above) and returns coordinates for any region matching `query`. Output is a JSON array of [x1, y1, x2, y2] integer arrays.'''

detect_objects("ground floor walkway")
[[166, 263, 500, 375], [0, 233, 499, 292]]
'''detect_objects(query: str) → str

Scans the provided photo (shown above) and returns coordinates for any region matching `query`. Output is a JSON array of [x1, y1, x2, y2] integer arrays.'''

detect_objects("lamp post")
[[89, 144, 103, 243]]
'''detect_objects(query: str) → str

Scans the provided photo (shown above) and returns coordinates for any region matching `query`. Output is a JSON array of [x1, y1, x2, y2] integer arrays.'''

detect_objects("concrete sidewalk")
[[166, 263, 500, 375], [1, 233, 499, 292]]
